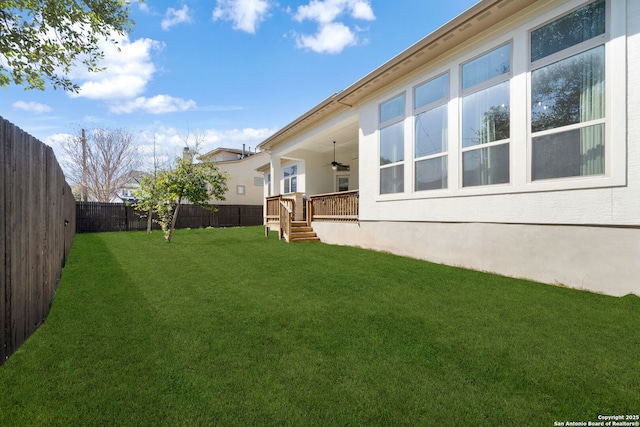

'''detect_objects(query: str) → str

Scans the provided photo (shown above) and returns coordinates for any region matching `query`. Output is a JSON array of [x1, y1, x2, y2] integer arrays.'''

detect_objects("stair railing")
[[279, 198, 294, 242]]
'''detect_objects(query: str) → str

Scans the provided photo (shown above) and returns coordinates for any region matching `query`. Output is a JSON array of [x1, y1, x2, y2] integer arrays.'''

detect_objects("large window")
[[379, 93, 405, 194], [372, 0, 614, 201], [461, 43, 511, 187], [530, 0, 606, 180], [414, 73, 449, 191], [283, 165, 297, 194]]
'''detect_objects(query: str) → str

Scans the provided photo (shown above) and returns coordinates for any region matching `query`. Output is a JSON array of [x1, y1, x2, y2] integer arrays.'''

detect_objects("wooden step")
[[291, 236, 321, 243], [291, 231, 317, 239], [289, 222, 320, 242]]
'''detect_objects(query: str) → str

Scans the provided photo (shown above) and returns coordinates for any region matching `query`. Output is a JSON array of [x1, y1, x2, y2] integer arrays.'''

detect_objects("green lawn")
[[1, 227, 638, 426]]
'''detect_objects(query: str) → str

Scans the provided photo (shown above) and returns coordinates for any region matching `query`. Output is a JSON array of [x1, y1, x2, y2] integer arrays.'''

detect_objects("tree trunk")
[[147, 209, 152, 233], [166, 197, 182, 242]]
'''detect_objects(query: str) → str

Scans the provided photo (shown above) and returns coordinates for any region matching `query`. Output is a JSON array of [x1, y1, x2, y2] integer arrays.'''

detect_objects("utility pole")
[[81, 128, 88, 202]]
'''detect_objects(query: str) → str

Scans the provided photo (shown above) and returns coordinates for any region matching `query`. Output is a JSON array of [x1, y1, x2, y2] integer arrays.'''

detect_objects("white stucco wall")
[[357, 0, 638, 227], [212, 152, 267, 205], [313, 221, 640, 297]]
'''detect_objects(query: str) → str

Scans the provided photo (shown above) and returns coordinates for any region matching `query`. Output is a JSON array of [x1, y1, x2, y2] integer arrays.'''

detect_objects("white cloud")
[[109, 95, 197, 114], [203, 127, 276, 146], [350, 1, 375, 20], [45, 133, 72, 152], [293, 0, 375, 24], [295, 22, 357, 54], [162, 5, 193, 30], [137, 125, 277, 169], [12, 101, 52, 114], [292, 0, 374, 54], [139, 4, 150, 13], [70, 35, 163, 101], [135, 1, 151, 14], [213, 0, 271, 34]]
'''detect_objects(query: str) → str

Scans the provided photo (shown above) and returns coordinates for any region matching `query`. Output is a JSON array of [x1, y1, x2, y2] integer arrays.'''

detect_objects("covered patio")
[[259, 107, 360, 242]]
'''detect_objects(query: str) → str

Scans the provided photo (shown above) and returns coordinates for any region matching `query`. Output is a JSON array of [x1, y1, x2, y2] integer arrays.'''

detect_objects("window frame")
[[265, 172, 271, 197], [283, 164, 298, 194], [459, 41, 513, 188], [527, 0, 610, 183], [413, 71, 450, 192], [379, 92, 407, 195]]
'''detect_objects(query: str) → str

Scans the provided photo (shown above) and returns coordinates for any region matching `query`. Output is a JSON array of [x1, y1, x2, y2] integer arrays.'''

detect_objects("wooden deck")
[[265, 190, 358, 242]]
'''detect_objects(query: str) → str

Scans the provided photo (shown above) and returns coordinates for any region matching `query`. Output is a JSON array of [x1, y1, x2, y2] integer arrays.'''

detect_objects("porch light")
[[331, 164, 338, 171]]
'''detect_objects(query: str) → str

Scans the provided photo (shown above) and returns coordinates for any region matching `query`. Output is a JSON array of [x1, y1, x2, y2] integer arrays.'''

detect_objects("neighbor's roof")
[[258, 0, 540, 151], [200, 147, 252, 158]]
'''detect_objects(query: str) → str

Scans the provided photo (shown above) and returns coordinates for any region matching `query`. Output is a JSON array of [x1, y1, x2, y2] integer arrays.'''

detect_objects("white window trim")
[[459, 41, 513, 190], [525, 0, 625, 190], [378, 92, 408, 196], [283, 164, 298, 194], [412, 71, 451, 193]]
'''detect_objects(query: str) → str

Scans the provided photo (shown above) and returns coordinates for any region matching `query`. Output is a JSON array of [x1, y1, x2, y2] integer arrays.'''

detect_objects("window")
[[372, 0, 616, 201], [254, 177, 264, 186], [265, 173, 271, 197], [379, 93, 405, 194], [461, 43, 511, 187], [530, 0, 606, 180], [337, 176, 349, 192], [414, 72, 449, 191], [236, 185, 246, 195], [283, 165, 297, 194]]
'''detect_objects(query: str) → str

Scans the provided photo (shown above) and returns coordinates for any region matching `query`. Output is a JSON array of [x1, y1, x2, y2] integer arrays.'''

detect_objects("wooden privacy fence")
[[1, 116, 76, 365], [76, 202, 263, 233]]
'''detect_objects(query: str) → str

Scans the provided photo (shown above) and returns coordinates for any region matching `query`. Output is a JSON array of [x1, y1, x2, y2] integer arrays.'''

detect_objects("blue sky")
[[1, 0, 478, 172]]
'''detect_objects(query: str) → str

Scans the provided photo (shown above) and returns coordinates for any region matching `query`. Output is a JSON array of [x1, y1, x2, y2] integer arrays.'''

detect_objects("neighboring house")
[[111, 170, 149, 203], [258, 0, 639, 297], [199, 147, 267, 206]]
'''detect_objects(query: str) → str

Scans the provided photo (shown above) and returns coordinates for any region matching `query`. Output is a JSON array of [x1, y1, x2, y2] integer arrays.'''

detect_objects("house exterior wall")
[[347, 0, 638, 296], [312, 221, 640, 297], [359, 0, 635, 226], [283, 150, 360, 196], [211, 152, 267, 205]]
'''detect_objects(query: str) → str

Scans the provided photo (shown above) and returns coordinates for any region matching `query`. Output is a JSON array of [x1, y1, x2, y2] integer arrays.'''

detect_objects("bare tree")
[[63, 128, 141, 202]]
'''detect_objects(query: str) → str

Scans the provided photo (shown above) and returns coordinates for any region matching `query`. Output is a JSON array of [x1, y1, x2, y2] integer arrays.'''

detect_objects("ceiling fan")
[[330, 140, 347, 171]]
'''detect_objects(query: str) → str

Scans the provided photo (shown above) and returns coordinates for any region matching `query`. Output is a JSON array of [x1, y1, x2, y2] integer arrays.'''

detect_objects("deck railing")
[[308, 190, 359, 223], [265, 195, 294, 241], [266, 190, 359, 238]]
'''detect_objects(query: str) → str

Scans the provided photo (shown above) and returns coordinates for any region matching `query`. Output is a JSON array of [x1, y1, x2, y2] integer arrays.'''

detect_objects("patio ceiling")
[[276, 110, 359, 161]]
